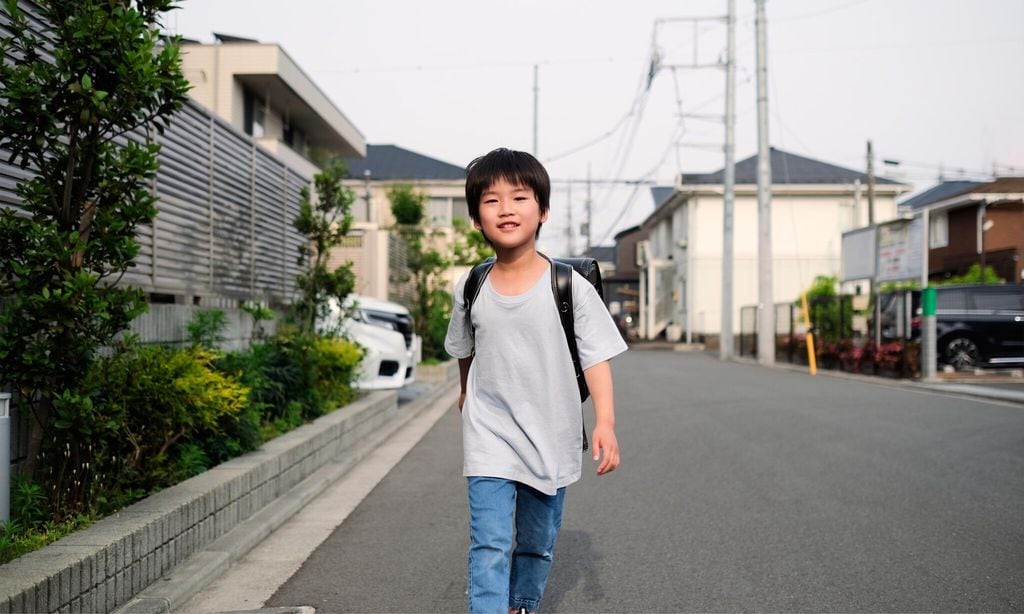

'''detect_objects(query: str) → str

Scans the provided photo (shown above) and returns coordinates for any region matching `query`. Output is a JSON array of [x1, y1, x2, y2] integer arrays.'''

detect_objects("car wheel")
[[943, 336, 981, 371]]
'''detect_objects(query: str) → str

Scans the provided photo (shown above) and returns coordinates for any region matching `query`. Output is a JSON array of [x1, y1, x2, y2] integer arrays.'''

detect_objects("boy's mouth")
[[497, 222, 519, 230]]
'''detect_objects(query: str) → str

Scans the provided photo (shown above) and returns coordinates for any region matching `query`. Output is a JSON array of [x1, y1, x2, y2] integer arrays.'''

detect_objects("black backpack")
[[463, 253, 604, 451]]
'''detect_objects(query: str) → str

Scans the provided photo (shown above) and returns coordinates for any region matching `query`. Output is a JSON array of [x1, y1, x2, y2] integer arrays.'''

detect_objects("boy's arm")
[[457, 356, 473, 411], [583, 360, 619, 475]]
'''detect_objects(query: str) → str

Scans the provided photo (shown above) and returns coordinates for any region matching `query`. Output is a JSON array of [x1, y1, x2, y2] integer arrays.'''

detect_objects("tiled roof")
[[680, 147, 902, 186], [342, 144, 465, 181], [898, 181, 983, 210]]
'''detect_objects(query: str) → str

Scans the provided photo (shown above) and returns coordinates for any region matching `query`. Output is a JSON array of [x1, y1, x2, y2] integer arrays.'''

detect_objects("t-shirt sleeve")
[[444, 270, 474, 359], [572, 271, 628, 370]]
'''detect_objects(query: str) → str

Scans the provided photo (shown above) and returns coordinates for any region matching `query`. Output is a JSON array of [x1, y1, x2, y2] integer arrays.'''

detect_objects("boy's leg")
[[467, 477, 517, 614], [508, 484, 566, 613]]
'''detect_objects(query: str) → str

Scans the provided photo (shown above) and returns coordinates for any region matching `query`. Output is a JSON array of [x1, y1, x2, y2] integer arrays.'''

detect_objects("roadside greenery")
[[292, 160, 357, 334], [0, 1, 368, 564], [0, 0, 190, 499], [1, 312, 362, 564]]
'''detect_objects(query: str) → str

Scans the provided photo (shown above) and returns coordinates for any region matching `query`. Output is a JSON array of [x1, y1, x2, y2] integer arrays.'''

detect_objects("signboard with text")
[[876, 217, 923, 282]]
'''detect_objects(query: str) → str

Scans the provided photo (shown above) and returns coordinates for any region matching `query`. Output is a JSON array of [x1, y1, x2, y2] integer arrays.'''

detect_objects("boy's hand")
[[591, 423, 620, 475]]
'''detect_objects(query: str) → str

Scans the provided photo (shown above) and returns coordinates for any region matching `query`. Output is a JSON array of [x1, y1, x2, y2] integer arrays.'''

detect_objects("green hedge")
[[1, 331, 362, 564]]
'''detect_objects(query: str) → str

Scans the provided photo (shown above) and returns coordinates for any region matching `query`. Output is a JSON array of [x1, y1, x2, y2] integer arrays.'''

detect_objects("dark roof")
[[588, 246, 616, 262], [613, 224, 643, 240], [650, 187, 675, 209], [680, 147, 902, 186], [898, 181, 983, 210], [213, 32, 260, 44], [341, 144, 465, 181], [898, 178, 1024, 210]]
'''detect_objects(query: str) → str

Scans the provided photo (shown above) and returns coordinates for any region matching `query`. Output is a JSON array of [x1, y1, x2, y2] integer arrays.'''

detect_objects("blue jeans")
[[467, 477, 566, 614]]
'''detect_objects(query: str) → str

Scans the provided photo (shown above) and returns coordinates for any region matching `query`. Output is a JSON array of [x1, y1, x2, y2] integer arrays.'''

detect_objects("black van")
[[909, 285, 1024, 370]]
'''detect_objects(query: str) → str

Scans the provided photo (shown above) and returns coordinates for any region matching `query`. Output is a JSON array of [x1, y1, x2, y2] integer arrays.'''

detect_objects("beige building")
[[179, 33, 365, 176], [640, 148, 911, 344]]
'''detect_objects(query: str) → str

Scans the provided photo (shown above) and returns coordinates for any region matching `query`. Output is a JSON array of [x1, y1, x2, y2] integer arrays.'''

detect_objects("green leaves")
[[292, 161, 358, 334], [0, 0, 190, 512]]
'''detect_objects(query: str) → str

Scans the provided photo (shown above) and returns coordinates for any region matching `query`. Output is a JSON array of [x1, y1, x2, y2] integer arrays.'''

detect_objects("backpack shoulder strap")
[[543, 254, 591, 451], [464, 257, 495, 339]]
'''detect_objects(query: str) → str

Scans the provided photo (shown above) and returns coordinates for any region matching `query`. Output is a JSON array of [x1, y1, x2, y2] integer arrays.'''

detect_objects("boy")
[[445, 148, 627, 614]]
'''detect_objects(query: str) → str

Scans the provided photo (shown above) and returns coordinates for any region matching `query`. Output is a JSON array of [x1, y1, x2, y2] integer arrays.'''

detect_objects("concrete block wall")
[[0, 390, 399, 613]]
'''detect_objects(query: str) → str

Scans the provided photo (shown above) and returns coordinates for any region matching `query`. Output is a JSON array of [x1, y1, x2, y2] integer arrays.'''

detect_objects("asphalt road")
[[266, 350, 1024, 613]]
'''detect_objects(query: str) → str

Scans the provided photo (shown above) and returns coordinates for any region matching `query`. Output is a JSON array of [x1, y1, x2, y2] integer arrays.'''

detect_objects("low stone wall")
[[0, 389, 405, 613]]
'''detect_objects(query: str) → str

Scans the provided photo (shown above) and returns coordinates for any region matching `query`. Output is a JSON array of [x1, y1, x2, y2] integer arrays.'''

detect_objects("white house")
[[639, 147, 911, 346]]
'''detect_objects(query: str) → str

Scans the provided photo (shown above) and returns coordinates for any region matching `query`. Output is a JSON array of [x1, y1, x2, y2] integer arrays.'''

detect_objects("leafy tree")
[[451, 217, 493, 265], [0, 0, 190, 492], [388, 184, 452, 360], [292, 160, 357, 333]]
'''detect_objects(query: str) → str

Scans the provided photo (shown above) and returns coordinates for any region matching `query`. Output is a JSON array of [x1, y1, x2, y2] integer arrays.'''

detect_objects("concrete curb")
[[0, 365, 458, 614]]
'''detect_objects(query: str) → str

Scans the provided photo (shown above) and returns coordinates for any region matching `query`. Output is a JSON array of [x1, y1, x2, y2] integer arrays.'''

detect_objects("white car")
[[320, 295, 420, 390]]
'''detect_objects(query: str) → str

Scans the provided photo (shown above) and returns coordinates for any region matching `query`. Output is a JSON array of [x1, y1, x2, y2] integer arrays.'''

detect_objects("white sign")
[[841, 226, 877, 281], [876, 217, 923, 282]]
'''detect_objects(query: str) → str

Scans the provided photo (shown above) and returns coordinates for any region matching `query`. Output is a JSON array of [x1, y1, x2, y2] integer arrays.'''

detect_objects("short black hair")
[[465, 148, 550, 239]]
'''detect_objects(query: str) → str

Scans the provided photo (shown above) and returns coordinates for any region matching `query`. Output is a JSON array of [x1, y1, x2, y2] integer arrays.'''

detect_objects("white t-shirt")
[[444, 262, 628, 495]]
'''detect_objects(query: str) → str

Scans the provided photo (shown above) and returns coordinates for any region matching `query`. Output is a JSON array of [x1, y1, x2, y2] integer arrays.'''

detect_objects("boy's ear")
[[472, 218, 482, 231], [540, 209, 549, 224]]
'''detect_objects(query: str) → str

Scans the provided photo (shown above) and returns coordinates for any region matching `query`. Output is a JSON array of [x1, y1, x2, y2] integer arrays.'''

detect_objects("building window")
[[929, 211, 948, 248], [243, 90, 266, 138], [283, 123, 306, 154], [427, 197, 452, 226], [452, 198, 470, 223]]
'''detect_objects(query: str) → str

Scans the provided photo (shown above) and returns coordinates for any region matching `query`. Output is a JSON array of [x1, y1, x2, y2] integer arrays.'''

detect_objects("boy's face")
[[474, 177, 548, 250]]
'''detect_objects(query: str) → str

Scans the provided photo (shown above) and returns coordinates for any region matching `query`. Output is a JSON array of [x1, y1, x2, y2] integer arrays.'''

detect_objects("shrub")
[[84, 345, 250, 494], [187, 309, 228, 349]]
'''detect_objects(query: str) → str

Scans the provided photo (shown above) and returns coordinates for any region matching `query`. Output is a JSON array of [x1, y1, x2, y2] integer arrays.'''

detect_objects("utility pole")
[[585, 163, 593, 256], [755, 0, 774, 366], [868, 140, 880, 347], [867, 140, 876, 225], [532, 64, 539, 157], [566, 182, 576, 256], [720, 0, 736, 361], [363, 169, 372, 224]]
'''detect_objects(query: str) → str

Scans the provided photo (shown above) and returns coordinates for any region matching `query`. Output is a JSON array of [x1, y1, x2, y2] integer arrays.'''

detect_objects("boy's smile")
[[475, 177, 548, 249]]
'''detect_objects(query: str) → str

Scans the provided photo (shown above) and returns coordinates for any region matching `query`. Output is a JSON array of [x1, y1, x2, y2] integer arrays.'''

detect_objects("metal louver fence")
[[122, 102, 311, 305], [1, 96, 311, 304]]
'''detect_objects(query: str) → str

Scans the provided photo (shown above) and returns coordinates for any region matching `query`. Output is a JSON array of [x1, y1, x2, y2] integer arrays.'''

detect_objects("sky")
[[168, 0, 1024, 255]]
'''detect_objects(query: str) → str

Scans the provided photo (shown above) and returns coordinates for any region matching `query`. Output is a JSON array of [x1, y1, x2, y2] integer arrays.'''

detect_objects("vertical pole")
[[801, 293, 817, 375], [250, 143, 257, 297], [0, 393, 10, 524], [208, 117, 216, 295], [566, 183, 575, 256], [720, 0, 736, 361], [755, 0, 775, 366], [867, 140, 876, 226], [532, 64, 539, 157], [585, 163, 593, 256], [922, 286, 937, 380], [364, 169, 373, 224]]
